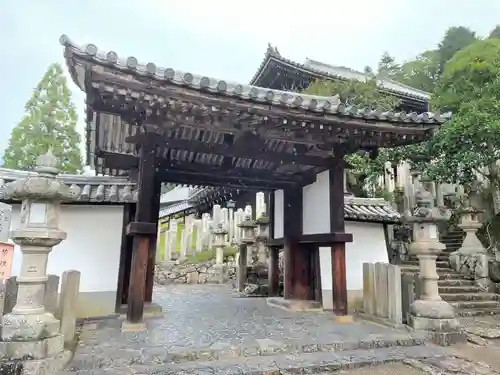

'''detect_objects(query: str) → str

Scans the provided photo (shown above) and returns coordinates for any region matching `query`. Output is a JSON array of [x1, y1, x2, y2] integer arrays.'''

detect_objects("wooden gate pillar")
[[125, 131, 157, 324], [282, 187, 314, 300], [145, 177, 162, 303], [329, 154, 351, 315]]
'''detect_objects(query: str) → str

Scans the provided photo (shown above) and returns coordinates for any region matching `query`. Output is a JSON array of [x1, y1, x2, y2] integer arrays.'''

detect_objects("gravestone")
[[387, 264, 402, 324], [374, 262, 389, 318], [362, 263, 375, 315]]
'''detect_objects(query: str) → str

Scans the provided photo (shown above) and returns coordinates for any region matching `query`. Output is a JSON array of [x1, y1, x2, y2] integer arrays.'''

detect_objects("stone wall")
[[154, 259, 237, 285]]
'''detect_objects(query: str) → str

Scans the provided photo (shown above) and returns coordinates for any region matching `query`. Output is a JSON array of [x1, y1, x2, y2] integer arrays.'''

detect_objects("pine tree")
[[3, 63, 83, 173]]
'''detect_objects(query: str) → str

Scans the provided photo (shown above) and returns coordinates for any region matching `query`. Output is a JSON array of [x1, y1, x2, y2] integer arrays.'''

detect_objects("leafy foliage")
[[377, 52, 401, 80], [489, 25, 500, 39], [427, 38, 500, 186], [3, 63, 82, 173], [303, 78, 401, 197], [397, 50, 441, 93], [436, 26, 478, 74], [304, 78, 400, 110]]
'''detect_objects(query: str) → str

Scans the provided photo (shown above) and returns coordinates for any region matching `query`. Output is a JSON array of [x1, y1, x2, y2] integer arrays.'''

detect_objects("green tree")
[[428, 38, 500, 190], [489, 25, 500, 39], [3, 63, 82, 173], [398, 50, 441, 92], [377, 52, 401, 80], [437, 26, 478, 74], [303, 78, 401, 197]]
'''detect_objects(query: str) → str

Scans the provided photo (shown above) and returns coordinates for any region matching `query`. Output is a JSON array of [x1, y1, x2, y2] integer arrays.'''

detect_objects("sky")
[[1, 0, 499, 166]]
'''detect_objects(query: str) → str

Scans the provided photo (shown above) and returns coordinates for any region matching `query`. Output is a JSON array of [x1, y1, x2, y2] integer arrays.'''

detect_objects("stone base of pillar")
[[1, 312, 60, 341], [0, 334, 72, 374], [408, 299, 464, 346], [211, 264, 226, 284]]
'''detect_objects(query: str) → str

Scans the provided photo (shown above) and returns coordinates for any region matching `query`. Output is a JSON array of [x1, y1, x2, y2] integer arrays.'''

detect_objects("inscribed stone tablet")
[[0, 203, 12, 243]]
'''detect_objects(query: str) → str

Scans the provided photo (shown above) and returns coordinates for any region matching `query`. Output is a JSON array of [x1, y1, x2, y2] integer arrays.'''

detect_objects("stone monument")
[[0, 150, 80, 373], [405, 181, 462, 345]]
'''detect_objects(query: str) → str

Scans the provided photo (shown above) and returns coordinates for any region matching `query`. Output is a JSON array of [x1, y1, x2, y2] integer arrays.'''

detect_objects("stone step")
[[456, 308, 500, 317], [439, 285, 483, 293], [438, 279, 476, 287], [441, 293, 498, 302], [437, 255, 450, 261], [401, 260, 450, 268], [126, 333, 428, 365], [400, 266, 459, 276], [450, 300, 500, 310], [149, 346, 449, 374]]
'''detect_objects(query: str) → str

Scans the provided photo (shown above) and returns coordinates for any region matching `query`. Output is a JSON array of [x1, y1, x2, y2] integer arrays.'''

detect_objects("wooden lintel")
[[157, 170, 300, 190], [268, 233, 353, 248], [125, 134, 334, 168]]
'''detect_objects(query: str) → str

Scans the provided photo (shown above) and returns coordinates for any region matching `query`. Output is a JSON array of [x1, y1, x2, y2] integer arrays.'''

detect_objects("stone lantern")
[[212, 222, 228, 265], [236, 214, 257, 292], [449, 206, 489, 290], [0, 150, 80, 369], [405, 181, 459, 335], [255, 214, 270, 264]]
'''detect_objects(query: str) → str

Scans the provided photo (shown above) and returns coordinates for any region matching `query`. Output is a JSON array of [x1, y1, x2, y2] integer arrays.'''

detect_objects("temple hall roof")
[[250, 44, 430, 102], [0, 168, 137, 204]]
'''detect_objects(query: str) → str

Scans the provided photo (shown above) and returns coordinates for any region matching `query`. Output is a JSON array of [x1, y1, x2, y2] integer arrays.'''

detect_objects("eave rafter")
[[124, 133, 336, 168], [87, 70, 437, 148]]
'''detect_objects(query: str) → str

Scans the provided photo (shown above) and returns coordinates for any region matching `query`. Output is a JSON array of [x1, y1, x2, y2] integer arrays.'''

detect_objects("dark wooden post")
[[126, 132, 158, 323], [282, 187, 303, 300], [268, 246, 280, 296], [145, 178, 162, 303], [329, 155, 348, 315], [267, 190, 280, 296], [115, 203, 134, 312]]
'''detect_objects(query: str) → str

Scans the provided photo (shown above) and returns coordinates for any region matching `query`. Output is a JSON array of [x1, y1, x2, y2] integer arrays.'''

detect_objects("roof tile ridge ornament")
[[0, 150, 81, 202], [266, 43, 281, 58]]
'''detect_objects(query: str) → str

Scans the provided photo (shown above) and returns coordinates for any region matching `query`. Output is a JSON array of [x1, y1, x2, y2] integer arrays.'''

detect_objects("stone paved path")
[[62, 285, 456, 374]]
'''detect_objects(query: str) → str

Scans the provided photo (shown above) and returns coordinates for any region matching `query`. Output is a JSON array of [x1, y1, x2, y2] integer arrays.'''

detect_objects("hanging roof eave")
[[60, 35, 449, 131]]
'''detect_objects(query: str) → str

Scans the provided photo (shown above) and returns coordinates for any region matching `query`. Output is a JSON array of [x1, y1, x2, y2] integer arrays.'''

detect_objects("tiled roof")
[[250, 44, 431, 101], [0, 168, 137, 204], [159, 194, 401, 224], [159, 201, 194, 218], [344, 196, 400, 223], [160, 186, 192, 205], [60, 35, 449, 125]]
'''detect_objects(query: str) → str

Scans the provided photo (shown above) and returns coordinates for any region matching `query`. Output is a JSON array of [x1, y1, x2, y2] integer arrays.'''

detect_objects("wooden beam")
[[157, 170, 299, 190], [125, 134, 334, 168]]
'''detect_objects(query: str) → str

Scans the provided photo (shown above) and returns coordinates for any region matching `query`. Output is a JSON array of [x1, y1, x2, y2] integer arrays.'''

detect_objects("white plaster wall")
[[302, 170, 330, 234], [319, 221, 389, 309], [273, 189, 284, 239], [10, 204, 123, 294]]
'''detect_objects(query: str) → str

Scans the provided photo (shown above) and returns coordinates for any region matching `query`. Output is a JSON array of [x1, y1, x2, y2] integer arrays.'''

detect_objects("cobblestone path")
[[62, 285, 457, 374]]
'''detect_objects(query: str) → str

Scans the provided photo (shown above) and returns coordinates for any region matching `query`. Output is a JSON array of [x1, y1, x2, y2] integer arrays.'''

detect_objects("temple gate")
[[60, 35, 447, 325]]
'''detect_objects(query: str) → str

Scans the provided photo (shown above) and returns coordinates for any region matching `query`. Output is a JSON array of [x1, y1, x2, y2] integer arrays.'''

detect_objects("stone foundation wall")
[[154, 260, 237, 285]]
